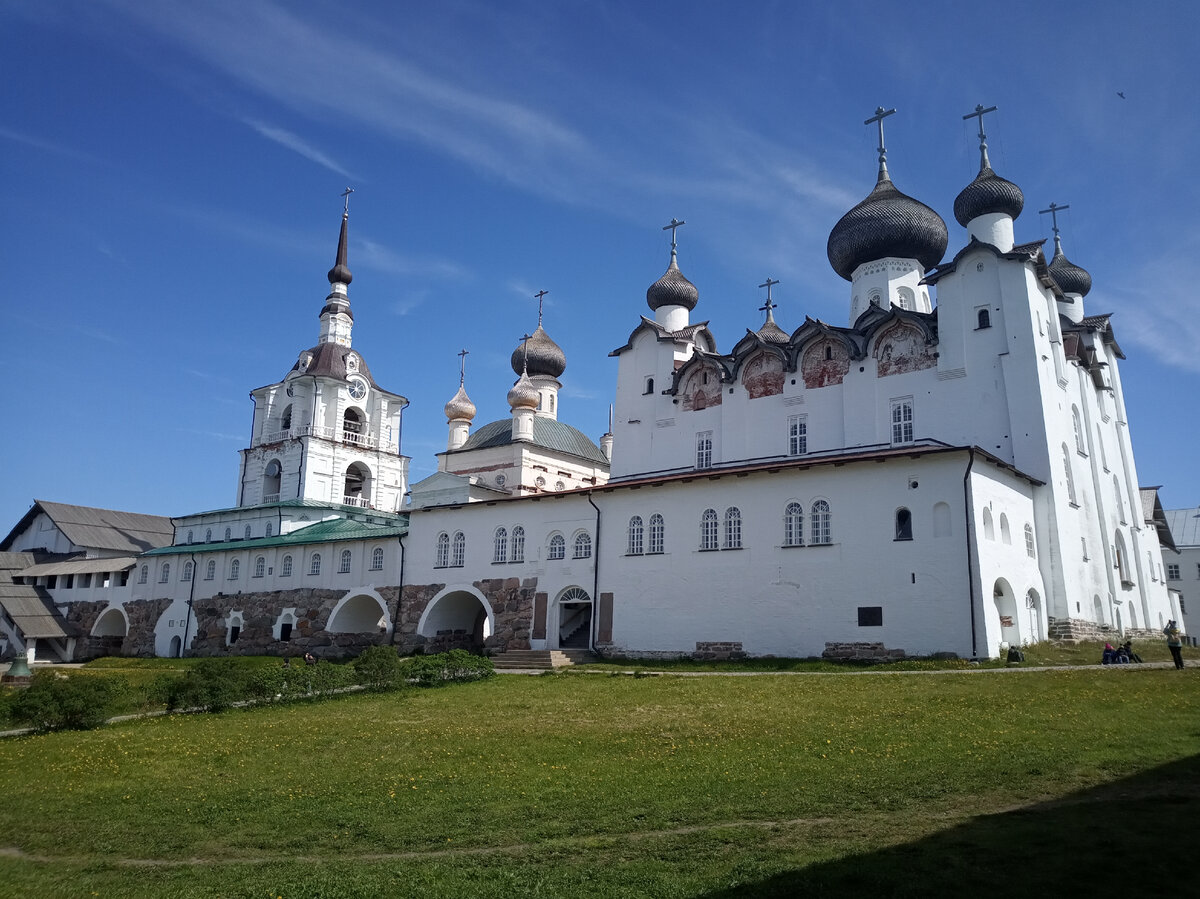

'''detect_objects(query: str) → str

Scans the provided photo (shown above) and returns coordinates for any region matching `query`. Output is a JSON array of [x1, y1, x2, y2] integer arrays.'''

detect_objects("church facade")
[[2, 110, 1181, 663]]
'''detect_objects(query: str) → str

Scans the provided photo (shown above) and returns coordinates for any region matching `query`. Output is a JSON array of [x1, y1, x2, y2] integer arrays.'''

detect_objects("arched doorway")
[[556, 586, 592, 649], [992, 578, 1020, 652], [168, 635, 182, 658], [343, 462, 373, 508], [418, 587, 493, 654], [1024, 589, 1043, 643], [328, 590, 391, 634], [92, 607, 128, 638], [1093, 594, 1105, 626]]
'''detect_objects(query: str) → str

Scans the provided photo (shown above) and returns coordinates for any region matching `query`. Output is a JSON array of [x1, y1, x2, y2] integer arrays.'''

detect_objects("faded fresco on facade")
[[874, 321, 936, 377], [678, 365, 723, 411], [741, 352, 785, 399], [801, 338, 851, 389]]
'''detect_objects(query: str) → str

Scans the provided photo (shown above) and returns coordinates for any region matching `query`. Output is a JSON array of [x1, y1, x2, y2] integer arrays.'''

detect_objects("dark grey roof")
[[0, 501, 174, 555], [1164, 508, 1200, 548], [953, 165, 1024, 226], [327, 211, 353, 286], [827, 173, 948, 281], [1047, 237, 1092, 297], [756, 316, 790, 345], [510, 324, 566, 378], [287, 342, 378, 386], [610, 317, 716, 356], [452, 417, 608, 465], [646, 253, 699, 312], [0, 555, 77, 640]]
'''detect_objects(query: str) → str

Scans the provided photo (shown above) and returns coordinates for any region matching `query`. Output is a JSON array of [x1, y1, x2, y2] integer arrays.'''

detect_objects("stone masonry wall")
[[1047, 617, 1121, 643], [693, 641, 746, 661], [61, 599, 117, 660], [394, 577, 536, 656], [123, 599, 174, 657], [822, 641, 907, 662]]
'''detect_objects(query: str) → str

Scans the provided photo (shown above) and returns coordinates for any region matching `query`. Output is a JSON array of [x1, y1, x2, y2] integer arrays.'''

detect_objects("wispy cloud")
[[0, 126, 99, 163], [241, 117, 354, 178], [357, 239, 468, 281], [176, 427, 244, 442]]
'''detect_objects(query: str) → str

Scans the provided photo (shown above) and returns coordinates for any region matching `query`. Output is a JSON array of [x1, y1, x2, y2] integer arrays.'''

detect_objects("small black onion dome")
[[756, 308, 789, 344], [1048, 238, 1092, 297], [953, 165, 1024, 226], [646, 254, 699, 311], [510, 325, 566, 378], [327, 213, 353, 285], [827, 175, 948, 281]]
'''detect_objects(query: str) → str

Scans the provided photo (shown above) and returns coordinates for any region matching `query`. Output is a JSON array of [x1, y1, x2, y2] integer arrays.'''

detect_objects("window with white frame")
[[700, 509, 719, 550], [435, 533, 450, 568], [159, 563, 170, 584], [1072, 406, 1085, 454], [724, 507, 742, 549], [890, 398, 913, 445], [548, 534, 566, 560], [138, 564, 148, 585], [224, 527, 232, 541], [1168, 563, 1180, 580], [696, 431, 713, 469], [280, 555, 292, 577], [451, 532, 465, 567], [205, 559, 216, 580], [182, 561, 193, 582], [493, 527, 508, 563], [811, 500, 831, 545], [205, 528, 212, 543], [1114, 476, 1125, 523], [266, 522, 273, 538], [187, 529, 194, 544], [511, 526, 525, 563], [371, 547, 384, 570], [1024, 524, 1036, 558], [788, 415, 807, 456], [574, 532, 592, 559], [229, 559, 240, 580], [627, 516, 644, 555], [244, 524, 252, 540], [648, 514, 664, 554], [309, 553, 321, 576], [254, 556, 265, 578], [339, 549, 352, 574], [784, 502, 803, 546], [1062, 444, 1077, 504]]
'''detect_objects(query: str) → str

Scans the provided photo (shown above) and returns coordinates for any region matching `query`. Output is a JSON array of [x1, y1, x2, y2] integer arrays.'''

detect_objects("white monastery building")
[[0, 107, 1182, 663]]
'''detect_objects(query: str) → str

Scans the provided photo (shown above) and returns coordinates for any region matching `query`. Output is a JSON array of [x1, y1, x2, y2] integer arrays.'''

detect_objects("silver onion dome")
[[443, 384, 476, 422], [507, 371, 540, 409]]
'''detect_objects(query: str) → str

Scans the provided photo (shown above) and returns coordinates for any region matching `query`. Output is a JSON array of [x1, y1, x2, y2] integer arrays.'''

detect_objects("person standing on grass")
[[1164, 620, 1184, 670]]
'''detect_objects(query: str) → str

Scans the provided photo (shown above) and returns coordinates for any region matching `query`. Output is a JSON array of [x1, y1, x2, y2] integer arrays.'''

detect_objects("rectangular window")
[[696, 431, 713, 469], [858, 606, 883, 627], [1182, 598, 1188, 614], [788, 415, 807, 456], [1081, 537, 1088, 561], [1167, 564, 1180, 580], [890, 399, 913, 446]]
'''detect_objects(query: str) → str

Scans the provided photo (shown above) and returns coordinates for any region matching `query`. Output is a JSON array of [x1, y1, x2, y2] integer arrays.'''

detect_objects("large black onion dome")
[[954, 165, 1024, 226], [327, 213, 353, 285], [510, 325, 566, 378], [646, 253, 699, 311], [827, 174, 948, 281], [1048, 237, 1092, 297]]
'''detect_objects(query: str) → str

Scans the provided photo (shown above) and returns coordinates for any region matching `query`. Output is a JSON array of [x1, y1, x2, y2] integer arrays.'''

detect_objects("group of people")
[[1101, 640, 1143, 665]]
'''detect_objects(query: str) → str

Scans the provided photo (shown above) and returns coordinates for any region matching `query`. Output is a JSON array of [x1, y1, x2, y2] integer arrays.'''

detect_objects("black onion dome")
[[510, 325, 566, 378], [646, 254, 699, 311], [953, 165, 1025, 226], [327, 213, 353, 285], [1048, 239, 1092, 297], [827, 175, 948, 281]]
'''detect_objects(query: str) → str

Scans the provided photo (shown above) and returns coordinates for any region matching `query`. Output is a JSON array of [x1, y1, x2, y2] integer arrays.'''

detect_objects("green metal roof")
[[144, 517, 407, 556], [452, 417, 608, 465], [176, 498, 404, 521]]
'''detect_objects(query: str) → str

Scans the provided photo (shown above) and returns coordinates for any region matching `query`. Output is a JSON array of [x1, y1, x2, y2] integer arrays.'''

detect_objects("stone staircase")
[[490, 649, 596, 670]]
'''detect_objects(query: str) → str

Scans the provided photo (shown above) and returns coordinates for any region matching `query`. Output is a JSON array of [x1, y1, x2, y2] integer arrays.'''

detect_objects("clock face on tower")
[[347, 376, 368, 400]]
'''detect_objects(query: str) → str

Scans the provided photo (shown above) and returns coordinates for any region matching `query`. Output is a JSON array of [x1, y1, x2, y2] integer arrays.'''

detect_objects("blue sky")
[[3, 0, 1198, 527]]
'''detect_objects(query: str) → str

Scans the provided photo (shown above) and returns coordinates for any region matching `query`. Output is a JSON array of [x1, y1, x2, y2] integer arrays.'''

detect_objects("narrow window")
[[138, 565, 148, 585], [206, 559, 217, 580], [494, 527, 508, 563], [371, 547, 385, 570], [895, 508, 913, 541], [511, 526, 525, 563], [254, 556, 265, 578], [1000, 514, 1011, 545], [229, 625, 241, 644], [784, 502, 804, 546], [280, 621, 292, 642], [1114, 476, 1125, 524], [224, 527, 232, 542], [435, 533, 450, 568], [932, 502, 952, 538], [244, 524, 252, 540], [811, 500, 831, 545], [825, 345, 833, 360], [280, 555, 292, 577], [1096, 424, 1108, 471], [1072, 407, 1085, 454], [696, 431, 713, 469], [182, 561, 193, 582], [724, 507, 742, 549], [549, 534, 566, 560], [1081, 537, 1089, 561], [574, 533, 592, 559], [788, 415, 807, 456], [205, 528, 212, 543], [644, 377, 654, 395], [891, 398, 914, 446], [983, 508, 994, 540], [159, 563, 170, 584], [700, 509, 719, 551], [265, 522, 273, 538], [976, 308, 991, 329], [229, 559, 240, 580], [339, 549, 352, 574], [309, 553, 321, 576], [452, 532, 465, 567], [1062, 444, 1077, 504], [648, 514, 665, 554], [628, 516, 644, 555], [1024, 524, 1036, 558], [187, 529, 194, 544]]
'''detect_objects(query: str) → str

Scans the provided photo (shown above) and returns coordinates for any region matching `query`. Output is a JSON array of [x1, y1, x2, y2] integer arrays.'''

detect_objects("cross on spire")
[[519, 333, 532, 373], [962, 104, 998, 169], [457, 348, 469, 386], [758, 277, 779, 321], [865, 106, 897, 177], [340, 186, 354, 216], [534, 290, 548, 326], [662, 218, 686, 253], [1039, 202, 1069, 238]]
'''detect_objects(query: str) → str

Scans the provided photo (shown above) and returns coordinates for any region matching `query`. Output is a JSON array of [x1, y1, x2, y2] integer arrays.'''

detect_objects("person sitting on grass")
[[1120, 640, 1142, 664], [1102, 643, 1117, 665]]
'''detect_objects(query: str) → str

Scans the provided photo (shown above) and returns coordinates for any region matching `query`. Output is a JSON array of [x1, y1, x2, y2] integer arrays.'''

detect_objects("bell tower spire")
[[319, 188, 355, 347]]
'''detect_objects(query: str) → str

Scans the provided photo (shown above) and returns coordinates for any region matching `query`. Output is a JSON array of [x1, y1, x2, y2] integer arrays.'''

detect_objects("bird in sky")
[[1117, 91, 1126, 99]]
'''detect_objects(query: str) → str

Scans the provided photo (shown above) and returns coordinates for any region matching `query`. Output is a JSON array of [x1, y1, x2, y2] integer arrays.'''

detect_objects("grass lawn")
[[0, 667, 1195, 897]]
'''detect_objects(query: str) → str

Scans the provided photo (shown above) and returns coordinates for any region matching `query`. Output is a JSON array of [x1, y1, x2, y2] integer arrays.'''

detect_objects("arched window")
[[1072, 407, 1085, 454], [1024, 524, 1036, 558], [511, 526, 525, 563], [1096, 424, 1108, 470], [280, 555, 292, 577], [983, 507, 995, 540], [206, 559, 217, 580], [339, 549, 352, 574], [644, 377, 654, 395], [229, 559, 240, 580], [700, 509, 719, 551], [182, 561, 193, 582], [724, 507, 742, 549], [371, 547, 385, 570], [574, 532, 592, 559], [1114, 475, 1125, 524], [548, 534, 566, 560], [138, 564, 148, 585], [244, 524, 252, 540], [1000, 513, 1011, 545], [895, 508, 913, 541], [281, 404, 293, 430], [309, 553, 321, 576], [977, 308, 991, 329], [1114, 532, 1130, 586], [254, 556, 265, 578], [187, 530, 194, 544], [628, 516, 644, 555], [263, 460, 282, 502], [648, 514, 665, 554], [224, 527, 232, 542], [811, 500, 831, 545], [159, 563, 170, 584], [205, 528, 212, 543], [265, 522, 273, 538], [784, 502, 803, 546], [451, 532, 465, 567], [435, 533, 450, 568], [494, 528, 508, 563], [1062, 444, 1077, 504]]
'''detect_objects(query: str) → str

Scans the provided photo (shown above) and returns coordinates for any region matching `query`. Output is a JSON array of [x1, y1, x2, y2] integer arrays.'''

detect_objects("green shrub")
[[164, 658, 248, 713], [12, 671, 129, 731], [353, 645, 406, 692], [404, 650, 494, 687]]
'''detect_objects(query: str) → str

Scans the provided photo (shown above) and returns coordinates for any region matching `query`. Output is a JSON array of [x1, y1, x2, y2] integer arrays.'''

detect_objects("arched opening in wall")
[[343, 407, 365, 444], [227, 612, 244, 646], [999, 514, 1011, 545], [1115, 607, 1123, 635], [343, 462, 372, 508], [982, 508, 994, 540], [1093, 594, 1105, 626], [328, 591, 391, 634], [1024, 589, 1043, 643], [1129, 603, 1138, 630], [556, 586, 592, 649], [280, 404, 293, 431], [992, 578, 1020, 651], [932, 502, 952, 538], [418, 588, 493, 654], [92, 607, 128, 639], [263, 460, 282, 503], [168, 635, 182, 658]]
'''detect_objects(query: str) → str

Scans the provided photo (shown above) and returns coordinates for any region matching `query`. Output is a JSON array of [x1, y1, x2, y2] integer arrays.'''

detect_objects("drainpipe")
[[586, 491, 602, 651], [180, 551, 198, 658], [962, 448, 978, 660], [395, 532, 406, 648], [238, 393, 258, 507]]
